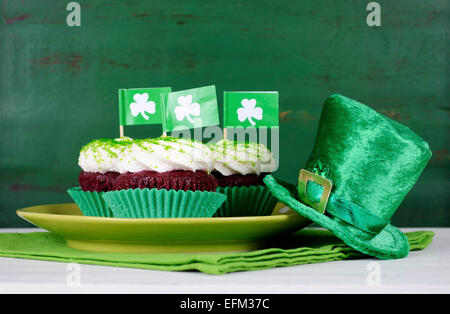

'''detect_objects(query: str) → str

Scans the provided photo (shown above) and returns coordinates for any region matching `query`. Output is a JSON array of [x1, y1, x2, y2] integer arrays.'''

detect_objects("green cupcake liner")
[[67, 187, 113, 217], [102, 188, 227, 218], [215, 185, 278, 217]]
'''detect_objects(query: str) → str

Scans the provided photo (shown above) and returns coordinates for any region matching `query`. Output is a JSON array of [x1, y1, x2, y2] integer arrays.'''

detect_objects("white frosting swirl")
[[210, 139, 276, 176], [78, 138, 129, 173], [78, 137, 214, 174]]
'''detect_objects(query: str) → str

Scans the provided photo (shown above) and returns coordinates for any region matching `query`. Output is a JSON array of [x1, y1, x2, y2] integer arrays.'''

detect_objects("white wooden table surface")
[[0, 228, 449, 294]]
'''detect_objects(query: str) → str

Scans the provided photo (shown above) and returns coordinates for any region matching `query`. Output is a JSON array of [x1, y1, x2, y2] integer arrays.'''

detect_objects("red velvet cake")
[[79, 171, 120, 192], [213, 172, 268, 187], [112, 170, 217, 192]]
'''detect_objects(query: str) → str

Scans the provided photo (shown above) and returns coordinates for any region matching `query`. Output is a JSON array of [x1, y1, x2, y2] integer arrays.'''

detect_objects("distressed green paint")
[[0, 0, 448, 227]]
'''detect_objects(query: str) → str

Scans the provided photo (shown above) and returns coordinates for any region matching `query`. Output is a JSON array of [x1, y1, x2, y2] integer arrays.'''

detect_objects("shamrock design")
[[130, 93, 156, 120], [237, 98, 263, 126], [174, 95, 201, 123]]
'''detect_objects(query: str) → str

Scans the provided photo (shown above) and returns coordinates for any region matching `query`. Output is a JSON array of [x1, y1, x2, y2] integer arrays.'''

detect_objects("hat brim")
[[264, 175, 410, 259]]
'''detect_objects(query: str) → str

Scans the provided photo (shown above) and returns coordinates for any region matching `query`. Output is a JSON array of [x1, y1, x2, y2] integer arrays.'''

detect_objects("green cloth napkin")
[[0, 229, 434, 275]]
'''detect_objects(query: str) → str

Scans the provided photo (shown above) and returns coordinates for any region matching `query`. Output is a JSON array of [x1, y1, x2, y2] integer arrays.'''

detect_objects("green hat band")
[[303, 179, 390, 235]]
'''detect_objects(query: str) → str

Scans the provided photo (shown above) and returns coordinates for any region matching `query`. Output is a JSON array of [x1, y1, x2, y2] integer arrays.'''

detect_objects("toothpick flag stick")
[[118, 87, 172, 138]]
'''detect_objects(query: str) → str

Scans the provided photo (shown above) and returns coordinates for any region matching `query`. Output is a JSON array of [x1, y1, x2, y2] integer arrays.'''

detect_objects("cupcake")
[[68, 137, 132, 217], [209, 139, 278, 216], [69, 136, 226, 218]]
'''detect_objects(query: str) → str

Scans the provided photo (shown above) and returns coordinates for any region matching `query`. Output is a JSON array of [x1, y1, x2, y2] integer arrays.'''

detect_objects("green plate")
[[16, 203, 310, 253]]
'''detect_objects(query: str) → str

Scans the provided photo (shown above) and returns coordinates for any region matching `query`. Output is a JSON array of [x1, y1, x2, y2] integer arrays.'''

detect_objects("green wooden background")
[[1, 0, 448, 227]]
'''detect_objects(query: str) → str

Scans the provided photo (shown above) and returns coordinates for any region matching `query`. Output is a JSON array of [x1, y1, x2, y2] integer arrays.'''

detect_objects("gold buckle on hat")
[[298, 169, 333, 214]]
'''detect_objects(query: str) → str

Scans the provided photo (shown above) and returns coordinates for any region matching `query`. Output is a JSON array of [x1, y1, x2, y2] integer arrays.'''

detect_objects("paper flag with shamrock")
[[118, 87, 172, 126], [162, 85, 220, 132], [223, 91, 279, 128]]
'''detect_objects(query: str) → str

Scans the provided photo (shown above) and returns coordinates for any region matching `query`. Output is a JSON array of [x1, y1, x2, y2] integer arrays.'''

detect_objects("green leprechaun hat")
[[264, 94, 432, 259]]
